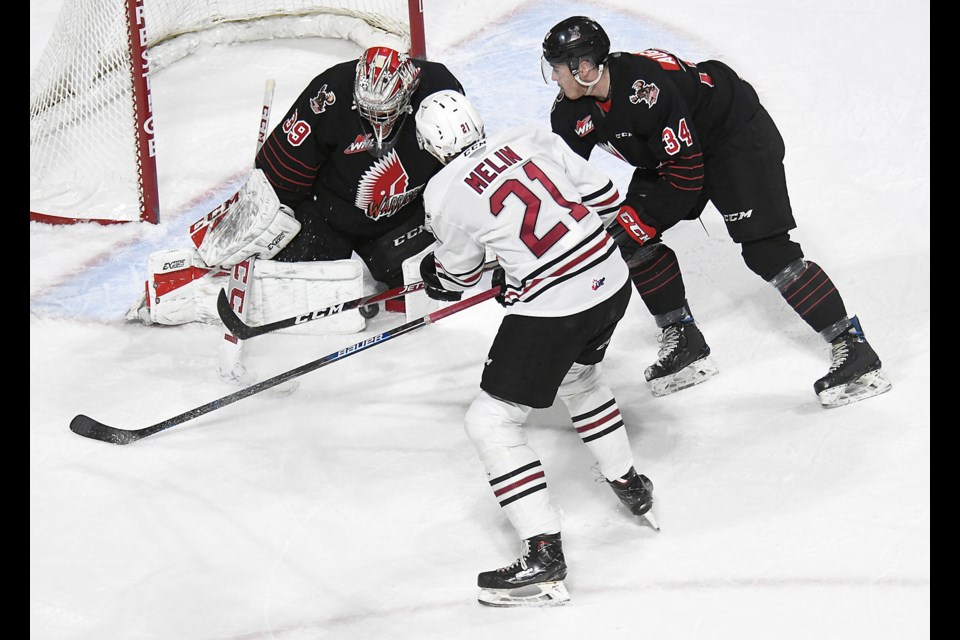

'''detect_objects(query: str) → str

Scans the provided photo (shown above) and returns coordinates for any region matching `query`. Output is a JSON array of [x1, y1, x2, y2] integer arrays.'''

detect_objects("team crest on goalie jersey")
[[629, 79, 660, 108], [309, 84, 336, 114], [355, 149, 424, 220]]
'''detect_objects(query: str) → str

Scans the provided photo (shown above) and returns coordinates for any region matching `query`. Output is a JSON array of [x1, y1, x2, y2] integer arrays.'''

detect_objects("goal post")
[[29, 0, 427, 226]]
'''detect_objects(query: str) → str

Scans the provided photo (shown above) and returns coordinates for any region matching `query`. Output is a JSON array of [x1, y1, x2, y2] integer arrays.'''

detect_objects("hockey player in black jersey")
[[541, 16, 891, 408], [124, 47, 466, 385], [257, 46, 464, 289], [132, 47, 463, 319]]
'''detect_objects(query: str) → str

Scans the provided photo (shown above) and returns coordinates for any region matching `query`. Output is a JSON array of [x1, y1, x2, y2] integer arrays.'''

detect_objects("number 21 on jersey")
[[489, 161, 588, 258]]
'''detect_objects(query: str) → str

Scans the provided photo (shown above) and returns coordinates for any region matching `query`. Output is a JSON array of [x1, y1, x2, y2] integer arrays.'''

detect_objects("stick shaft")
[[70, 287, 499, 444], [218, 79, 277, 380], [218, 260, 499, 340]]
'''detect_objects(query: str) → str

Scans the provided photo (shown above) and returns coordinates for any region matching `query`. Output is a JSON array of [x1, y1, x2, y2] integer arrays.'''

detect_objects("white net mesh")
[[30, 0, 415, 223]]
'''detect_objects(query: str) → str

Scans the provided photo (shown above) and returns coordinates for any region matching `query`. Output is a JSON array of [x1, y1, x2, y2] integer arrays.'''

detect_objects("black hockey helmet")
[[541, 16, 610, 73]]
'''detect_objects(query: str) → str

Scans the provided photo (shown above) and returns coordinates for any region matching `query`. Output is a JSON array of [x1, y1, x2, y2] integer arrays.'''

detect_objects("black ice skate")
[[477, 533, 570, 607], [645, 319, 719, 397], [609, 467, 660, 530], [815, 316, 892, 408]]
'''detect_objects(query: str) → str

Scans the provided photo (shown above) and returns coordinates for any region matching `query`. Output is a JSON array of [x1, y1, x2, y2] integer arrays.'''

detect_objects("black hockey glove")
[[419, 252, 463, 302], [491, 267, 508, 307], [613, 199, 659, 247]]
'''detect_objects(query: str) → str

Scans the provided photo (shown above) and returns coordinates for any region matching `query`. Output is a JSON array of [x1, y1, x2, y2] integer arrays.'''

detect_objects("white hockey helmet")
[[414, 90, 485, 165], [354, 46, 421, 152]]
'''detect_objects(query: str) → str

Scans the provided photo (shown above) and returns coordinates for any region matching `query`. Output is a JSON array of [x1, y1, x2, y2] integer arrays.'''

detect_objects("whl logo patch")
[[575, 116, 594, 137], [355, 149, 423, 220], [345, 133, 375, 154]]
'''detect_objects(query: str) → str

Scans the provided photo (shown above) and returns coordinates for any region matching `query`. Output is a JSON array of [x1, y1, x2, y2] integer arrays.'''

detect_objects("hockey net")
[[30, 0, 426, 225]]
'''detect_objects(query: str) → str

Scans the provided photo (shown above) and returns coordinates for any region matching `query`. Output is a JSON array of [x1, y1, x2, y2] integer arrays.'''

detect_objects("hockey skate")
[[815, 316, 891, 408], [477, 533, 570, 607], [609, 467, 659, 530], [645, 319, 718, 397]]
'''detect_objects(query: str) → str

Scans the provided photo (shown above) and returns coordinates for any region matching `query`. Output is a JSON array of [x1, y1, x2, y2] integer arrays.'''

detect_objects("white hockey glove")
[[189, 169, 301, 268]]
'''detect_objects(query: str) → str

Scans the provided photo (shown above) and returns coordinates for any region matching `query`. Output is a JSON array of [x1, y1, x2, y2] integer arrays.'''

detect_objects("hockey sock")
[[557, 364, 634, 481], [770, 259, 849, 338], [627, 243, 688, 317], [464, 391, 560, 539]]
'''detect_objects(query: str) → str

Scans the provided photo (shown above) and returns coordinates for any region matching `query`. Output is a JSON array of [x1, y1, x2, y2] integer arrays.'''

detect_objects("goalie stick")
[[217, 259, 500, 340], [217, 78, 276, 385], [69, 286, 500, 445]]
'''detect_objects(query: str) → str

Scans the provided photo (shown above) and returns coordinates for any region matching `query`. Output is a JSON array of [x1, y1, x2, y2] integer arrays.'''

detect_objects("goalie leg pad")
[[205, 258, 366, 335], [190, 169, 301, 268], [132, 251, 366, 334]]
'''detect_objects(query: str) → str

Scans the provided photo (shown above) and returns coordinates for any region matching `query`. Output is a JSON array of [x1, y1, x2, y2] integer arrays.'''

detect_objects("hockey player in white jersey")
[[414, 90, 658, 608]]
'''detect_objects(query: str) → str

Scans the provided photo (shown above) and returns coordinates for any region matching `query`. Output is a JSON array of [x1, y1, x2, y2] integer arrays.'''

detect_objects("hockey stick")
[[69, 286, 500, 445], [217, 79, 276, 384], [217, 259, 500, 340]]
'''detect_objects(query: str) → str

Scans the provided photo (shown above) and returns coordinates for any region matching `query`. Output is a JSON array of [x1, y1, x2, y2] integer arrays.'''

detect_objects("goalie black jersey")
[[549, 49, 762, 231], [255, 58, 463, 237]]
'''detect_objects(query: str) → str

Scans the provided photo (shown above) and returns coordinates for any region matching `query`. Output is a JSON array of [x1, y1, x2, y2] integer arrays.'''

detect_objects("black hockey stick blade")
[[217, 259, 499, 340], [70, 415, 152, 445], [71, 286, 500, 445]]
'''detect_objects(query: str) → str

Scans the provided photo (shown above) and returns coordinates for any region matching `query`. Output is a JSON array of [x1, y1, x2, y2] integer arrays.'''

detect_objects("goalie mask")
[[354, 46, 421, 155], [414, 90, 485, 165]]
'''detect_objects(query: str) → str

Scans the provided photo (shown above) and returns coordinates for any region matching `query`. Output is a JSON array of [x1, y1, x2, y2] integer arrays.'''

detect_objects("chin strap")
[[577, 64, 606, 95]]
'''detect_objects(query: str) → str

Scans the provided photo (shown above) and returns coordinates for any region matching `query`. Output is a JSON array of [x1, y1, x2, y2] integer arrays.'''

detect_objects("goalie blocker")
[[189, 168, 301, 268]]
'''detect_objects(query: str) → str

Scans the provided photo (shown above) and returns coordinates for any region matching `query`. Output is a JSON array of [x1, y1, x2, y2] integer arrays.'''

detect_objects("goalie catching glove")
[[188, 169, 301, 268], [419, 252, 463, 302]]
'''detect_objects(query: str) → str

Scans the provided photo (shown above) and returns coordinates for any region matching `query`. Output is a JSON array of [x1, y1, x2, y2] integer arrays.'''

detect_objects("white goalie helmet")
[[415, 90, 486, 165], [354, 46, 421, 152]]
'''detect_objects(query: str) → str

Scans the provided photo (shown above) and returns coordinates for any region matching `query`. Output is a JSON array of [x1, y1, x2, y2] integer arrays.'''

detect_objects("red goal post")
[[29, 0, 427, 225]]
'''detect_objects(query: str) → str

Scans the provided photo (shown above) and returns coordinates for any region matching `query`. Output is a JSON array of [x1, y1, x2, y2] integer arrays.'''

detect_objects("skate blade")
[[625, 501, 661, 531], [477, 581, 570, 608], [649, 356, 719, 397], [639, 507, 660, 531], [818, 369, 892, 408]]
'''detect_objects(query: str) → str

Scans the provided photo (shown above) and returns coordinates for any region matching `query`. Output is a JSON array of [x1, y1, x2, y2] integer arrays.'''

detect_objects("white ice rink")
[[30, 1, 930, 638]]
